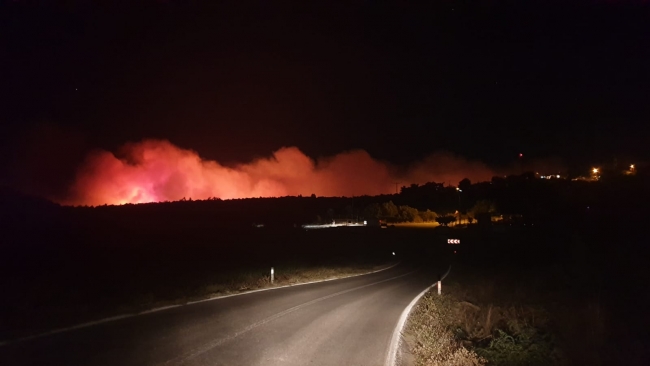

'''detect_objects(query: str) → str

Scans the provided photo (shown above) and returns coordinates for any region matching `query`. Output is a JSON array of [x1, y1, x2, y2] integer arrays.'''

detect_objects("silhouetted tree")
[[363, 203, 381, 219], [420, 209, 438, 222], [344, 205, 354, 218], [469, 199, 497, 225], [459, 178, 472, 192], [469, 199, 497, 216], [398, 205, 421, 222], [381, 201, 399, 218]]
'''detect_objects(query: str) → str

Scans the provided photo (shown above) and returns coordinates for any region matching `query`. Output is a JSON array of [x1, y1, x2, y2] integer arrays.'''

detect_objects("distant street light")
[[591, 167, 601, 181]]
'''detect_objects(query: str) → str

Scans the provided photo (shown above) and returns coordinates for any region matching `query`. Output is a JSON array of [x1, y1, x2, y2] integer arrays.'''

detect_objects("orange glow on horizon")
[[63, 139, 497, 206]]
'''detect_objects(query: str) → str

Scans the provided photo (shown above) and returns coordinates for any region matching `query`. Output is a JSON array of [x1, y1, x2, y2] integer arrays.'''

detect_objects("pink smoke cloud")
[[63, 139, 497, 206]]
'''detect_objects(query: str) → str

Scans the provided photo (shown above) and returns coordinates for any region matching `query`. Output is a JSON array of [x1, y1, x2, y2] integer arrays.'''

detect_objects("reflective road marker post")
[[438, 280, 441, 295], [271, 267, 274, 284]]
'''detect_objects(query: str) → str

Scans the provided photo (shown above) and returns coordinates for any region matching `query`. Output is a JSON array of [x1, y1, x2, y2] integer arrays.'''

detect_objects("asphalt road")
[[0, 262, 439, 366]]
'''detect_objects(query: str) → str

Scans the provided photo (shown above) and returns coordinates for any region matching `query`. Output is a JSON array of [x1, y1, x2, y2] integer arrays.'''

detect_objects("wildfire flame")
[[64, 139, 495, 206]]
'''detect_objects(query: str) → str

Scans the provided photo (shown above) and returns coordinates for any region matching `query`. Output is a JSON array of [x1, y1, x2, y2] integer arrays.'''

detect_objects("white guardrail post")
[[438, 264, 452, 295], [271, 267, 274, 284]]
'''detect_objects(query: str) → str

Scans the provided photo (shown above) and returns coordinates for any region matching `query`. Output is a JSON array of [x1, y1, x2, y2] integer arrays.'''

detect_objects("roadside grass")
[[404, 289, 486, 366], [404, 261, 611, 366], [399, 222, 624, 365], [117, 261, 395, 316], [188, 262, 392, 301], [404, 270, 567, 366]]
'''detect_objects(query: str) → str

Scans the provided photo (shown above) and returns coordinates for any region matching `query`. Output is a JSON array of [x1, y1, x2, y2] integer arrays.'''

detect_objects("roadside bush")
[[406, 292, 486, 366], [476, 328, 559, 366], [399, 205, 422, 222], [420, 210, 438, 222], [406, 278, 565, 366]]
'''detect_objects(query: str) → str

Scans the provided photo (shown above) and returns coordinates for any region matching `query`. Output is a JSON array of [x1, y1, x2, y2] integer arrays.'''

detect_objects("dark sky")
[[2, 0, 649, 193]]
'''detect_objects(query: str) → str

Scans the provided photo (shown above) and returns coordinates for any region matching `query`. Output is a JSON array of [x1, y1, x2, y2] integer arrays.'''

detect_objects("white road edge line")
[[0, 261, 401, 347], [384, 283, 433, 366], [385, 265, 451, 366]]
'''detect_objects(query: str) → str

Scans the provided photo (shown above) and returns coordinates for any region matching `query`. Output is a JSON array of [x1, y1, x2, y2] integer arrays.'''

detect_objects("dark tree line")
[[2, 167, 648, 230]]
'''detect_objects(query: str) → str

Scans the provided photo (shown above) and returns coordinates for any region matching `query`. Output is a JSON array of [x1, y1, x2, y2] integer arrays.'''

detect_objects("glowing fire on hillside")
[[64, 139, 496, 206]]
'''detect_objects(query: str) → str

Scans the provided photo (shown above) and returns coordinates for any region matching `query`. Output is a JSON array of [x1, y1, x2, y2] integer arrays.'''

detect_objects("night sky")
[[2, 1, 649, 199]]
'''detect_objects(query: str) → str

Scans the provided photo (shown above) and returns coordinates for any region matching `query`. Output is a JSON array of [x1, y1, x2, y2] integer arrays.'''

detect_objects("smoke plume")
[[64, 139, 496, 206]]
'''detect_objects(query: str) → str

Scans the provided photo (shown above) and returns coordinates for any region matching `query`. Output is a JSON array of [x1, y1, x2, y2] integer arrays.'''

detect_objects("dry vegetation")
[[404, 291, 486, 366], [404, 271, 568, 366], [403, 262, 612, 366]]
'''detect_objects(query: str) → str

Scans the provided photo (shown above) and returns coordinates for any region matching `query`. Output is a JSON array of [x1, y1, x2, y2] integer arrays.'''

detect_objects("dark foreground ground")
[[2, 189, 648, 365], [0, 206, 449, 365], [0, 210, 445, 343], [406, 219, 650, 366], [0, 260, 441, 366]]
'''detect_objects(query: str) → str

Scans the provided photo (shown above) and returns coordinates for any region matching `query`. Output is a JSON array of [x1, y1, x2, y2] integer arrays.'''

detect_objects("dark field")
[[1, 204, 443, 342], [2, 188, 648, 365], [406, 218, 649, 365]]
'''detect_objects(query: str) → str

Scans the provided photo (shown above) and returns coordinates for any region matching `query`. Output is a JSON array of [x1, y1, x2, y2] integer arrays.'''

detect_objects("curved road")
[[0, 262, 439, 366]]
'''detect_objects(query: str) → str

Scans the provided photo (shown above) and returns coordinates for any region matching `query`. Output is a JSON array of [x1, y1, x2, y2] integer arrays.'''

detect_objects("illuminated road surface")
[[0, 264, 438, 366]]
